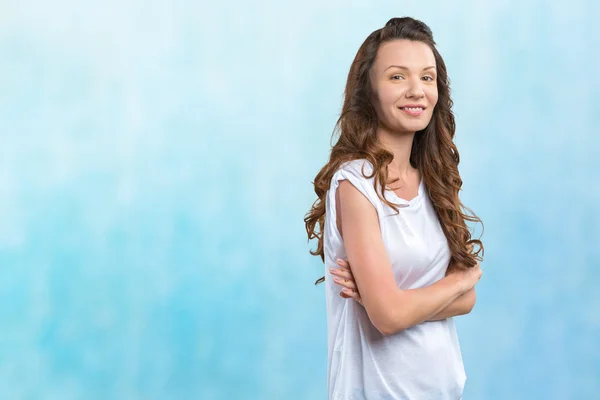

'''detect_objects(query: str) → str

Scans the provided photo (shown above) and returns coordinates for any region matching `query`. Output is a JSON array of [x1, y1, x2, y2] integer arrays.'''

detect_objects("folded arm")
[[426, 287, 476, 321], [427, 247, 478, 321], [333, 262, 476, 321], [337, 179, 468, 335]]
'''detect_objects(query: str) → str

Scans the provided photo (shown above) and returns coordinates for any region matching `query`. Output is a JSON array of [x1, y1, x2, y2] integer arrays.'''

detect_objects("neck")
[[376, 126, 417, 180]]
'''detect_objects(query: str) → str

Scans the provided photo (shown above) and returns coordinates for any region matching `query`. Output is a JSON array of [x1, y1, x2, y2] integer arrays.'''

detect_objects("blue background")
[[1, 1, 598, 399]]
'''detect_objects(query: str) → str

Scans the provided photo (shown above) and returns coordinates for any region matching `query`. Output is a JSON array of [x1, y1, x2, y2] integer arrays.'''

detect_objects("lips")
[[398, 106, 425, 116], [398, 104, 426, 110]]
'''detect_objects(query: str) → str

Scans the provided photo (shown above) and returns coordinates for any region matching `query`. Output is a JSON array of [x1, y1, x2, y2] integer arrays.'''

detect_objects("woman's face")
[[369, 39, 438, 134]]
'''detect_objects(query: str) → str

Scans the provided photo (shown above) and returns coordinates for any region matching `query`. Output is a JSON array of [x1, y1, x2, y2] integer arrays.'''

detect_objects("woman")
[[304, 17, 485, 399]]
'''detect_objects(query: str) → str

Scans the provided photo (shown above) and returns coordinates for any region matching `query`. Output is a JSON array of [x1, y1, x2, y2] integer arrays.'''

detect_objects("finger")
[[334, 268, 354, 280], [336, 258, 351, 270], [330, 265, 354, 279], [349, 290, 363, 305], [340, 288, 361, 302], [334, 276, 357, 290]]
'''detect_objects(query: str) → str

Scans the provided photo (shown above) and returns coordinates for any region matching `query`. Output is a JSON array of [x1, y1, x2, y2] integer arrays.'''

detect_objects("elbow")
[[466, 298, 476, 314], [368, 309, 400, 336], [462, 303, 474, 316], [375, 309, 410, 336], [375, 319, 394, 336], [463, 289, 477, 315], [367, 290, 413, 336], [378, 324, 405, 336], [375, 322, 397, 336], [371, 314, 396, 336], [372, 291, 415, 336]]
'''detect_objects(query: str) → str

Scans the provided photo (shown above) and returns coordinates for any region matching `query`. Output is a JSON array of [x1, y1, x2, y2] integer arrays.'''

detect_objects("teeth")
[[402, 107, 423, 111]]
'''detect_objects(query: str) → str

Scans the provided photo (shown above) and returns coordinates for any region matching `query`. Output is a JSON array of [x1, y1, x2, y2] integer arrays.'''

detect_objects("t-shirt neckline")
[[385, 177, 425, 206]]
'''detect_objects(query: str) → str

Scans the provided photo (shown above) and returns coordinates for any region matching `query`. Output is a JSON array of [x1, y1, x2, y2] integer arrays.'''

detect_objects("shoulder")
[[337, 159, 376, 180], [333, 159, 382, 211]]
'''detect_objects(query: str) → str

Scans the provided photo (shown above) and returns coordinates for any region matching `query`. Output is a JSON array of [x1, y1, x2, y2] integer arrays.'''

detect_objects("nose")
[[406, 78, 425, 98]]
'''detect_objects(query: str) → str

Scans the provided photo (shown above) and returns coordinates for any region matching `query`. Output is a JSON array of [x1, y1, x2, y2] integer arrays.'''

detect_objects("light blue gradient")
[[1, 1, 598, 399]]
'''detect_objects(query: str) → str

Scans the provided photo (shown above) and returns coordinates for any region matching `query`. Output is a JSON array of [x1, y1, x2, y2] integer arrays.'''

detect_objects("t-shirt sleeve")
[[323, 159, 383, 263], [329, 160, 382, 217]]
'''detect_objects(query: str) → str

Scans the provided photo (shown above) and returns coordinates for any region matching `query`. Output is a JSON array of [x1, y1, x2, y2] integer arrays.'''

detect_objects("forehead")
[[372, 39, 436, 73]]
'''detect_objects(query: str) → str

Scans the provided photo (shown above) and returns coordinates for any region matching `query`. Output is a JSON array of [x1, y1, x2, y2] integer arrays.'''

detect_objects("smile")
[[398, 107, 425, 116]]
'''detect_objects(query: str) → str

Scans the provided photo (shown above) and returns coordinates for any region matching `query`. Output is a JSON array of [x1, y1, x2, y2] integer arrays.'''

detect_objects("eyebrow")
[[384, 65, 436, 72]]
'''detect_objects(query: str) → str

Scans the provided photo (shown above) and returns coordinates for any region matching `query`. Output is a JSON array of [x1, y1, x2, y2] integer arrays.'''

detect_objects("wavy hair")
[[305, 17, 484, 285]]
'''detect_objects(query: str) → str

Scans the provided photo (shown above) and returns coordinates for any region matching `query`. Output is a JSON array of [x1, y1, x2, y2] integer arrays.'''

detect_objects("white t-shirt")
[[324, 159, 466, 400]]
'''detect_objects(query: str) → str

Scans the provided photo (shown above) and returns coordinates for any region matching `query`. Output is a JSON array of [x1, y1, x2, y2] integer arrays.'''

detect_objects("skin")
[[331, 259, 477, 321], [371, 39, 438, 192], [332, 39, 478, 320]]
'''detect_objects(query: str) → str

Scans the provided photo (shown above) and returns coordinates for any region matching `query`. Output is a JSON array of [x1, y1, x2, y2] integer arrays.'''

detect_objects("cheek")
[[373, 92, 399, 120], [377, 88, 399, 107], [427, 90, 439, 108]]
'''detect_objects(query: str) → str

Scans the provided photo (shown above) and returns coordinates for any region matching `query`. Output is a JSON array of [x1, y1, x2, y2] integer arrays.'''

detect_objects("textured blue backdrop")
[[1, 1, 599, 399]]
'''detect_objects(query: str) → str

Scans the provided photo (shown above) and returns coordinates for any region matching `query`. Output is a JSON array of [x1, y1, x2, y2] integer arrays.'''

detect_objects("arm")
[[426, 246, 479, 321], [332, 263, 477, 321], [426, 287, 476, 321], [338, 180, 467, 336]]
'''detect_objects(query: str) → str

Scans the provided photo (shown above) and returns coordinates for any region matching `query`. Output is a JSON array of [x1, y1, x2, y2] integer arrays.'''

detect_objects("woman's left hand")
[[330, 259, 363, 306]]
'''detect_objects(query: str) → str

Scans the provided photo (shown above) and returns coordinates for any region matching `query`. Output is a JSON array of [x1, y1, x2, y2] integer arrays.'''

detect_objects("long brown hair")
[[305, 17, 484, 285]]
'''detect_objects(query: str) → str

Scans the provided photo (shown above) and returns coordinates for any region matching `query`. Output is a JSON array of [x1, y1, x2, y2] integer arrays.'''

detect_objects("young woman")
[[304, 17, 485, 399]]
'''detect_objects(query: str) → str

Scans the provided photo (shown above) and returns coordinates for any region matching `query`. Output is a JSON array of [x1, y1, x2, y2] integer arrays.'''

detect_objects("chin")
[[397, 122, 430, 133]]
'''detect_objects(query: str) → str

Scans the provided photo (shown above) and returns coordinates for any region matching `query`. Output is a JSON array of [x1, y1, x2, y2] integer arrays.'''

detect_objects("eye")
[[422, 76, 435, 82], [391, 75, 404, 80]]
